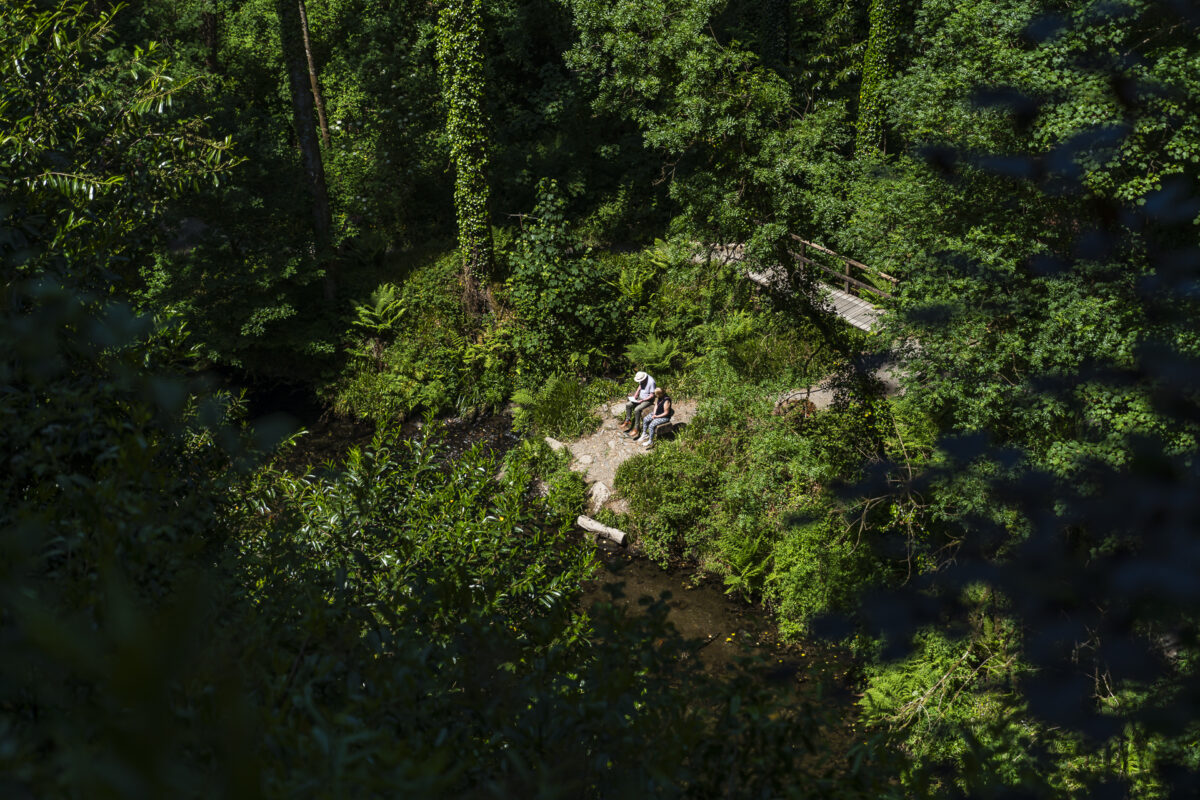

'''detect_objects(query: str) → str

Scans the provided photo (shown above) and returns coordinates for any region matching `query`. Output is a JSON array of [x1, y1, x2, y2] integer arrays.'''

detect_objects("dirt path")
[[552, 397, 698, 515], [554, 372, 900, 520]]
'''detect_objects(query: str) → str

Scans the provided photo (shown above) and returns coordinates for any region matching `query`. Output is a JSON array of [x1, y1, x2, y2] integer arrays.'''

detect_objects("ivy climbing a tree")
[[436, 0, 494, 317], [856, 0, 900, 155]]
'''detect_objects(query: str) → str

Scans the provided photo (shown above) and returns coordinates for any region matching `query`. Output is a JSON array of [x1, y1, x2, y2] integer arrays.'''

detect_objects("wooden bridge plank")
[[827, 287, 880, 332], [712, 242, 886, 332]]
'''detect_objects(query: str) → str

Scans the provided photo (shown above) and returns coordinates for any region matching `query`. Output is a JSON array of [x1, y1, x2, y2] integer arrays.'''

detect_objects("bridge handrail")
[[787, 234, 897, 300]]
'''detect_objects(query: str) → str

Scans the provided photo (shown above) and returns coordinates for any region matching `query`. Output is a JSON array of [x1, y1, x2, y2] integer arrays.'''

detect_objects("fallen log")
[[576, 515, 628, 546]]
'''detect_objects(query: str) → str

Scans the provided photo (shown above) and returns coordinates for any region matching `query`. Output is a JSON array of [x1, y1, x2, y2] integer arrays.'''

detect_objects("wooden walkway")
[[702, 239, 892, 332], [745, 262, 884, 332], [827, 287, 880, 331]]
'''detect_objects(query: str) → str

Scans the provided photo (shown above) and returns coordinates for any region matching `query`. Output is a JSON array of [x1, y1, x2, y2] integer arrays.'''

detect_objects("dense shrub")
[[767, 510, 881, 639], [507, 179, 624, 373], [330, 253, 526, 421], [616, 446, 721, 566], [511, 374, 620, 439], [624, 333, 682, 374]]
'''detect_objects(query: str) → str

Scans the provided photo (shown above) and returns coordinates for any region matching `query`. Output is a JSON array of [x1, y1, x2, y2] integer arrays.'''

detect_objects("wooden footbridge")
[[785, 236, 897, 331], [703, 237, 897, 331]]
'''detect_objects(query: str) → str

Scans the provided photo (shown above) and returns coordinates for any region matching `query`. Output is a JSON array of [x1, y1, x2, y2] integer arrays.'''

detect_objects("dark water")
[[583, 541, 858, 695], [254, 395, 861, 729]]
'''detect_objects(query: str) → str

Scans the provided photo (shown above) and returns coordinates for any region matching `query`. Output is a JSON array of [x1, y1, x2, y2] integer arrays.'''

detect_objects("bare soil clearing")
[[552, 398, 698, 515]]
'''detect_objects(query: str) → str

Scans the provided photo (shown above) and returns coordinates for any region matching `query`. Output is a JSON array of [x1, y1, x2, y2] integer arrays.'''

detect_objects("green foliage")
[[507, 179, 624, 368], [0, 1, 238, 287], [544, 465, 589, 521], [346, 282, 409, 370], [0, 273, 271, 797], [226, 431, 610, 793], [436, 0, 493, 294], [512, 374, 619, 439], [563, 0, 843, 264], [4, 301, 886, 796], [623, 333, 681, 374], [694, 309, 832, 384], [351, 282, 407, 337], [502, 436, 564, 484], [855, 0, 901, 154], [767, 511, 878, 638], [330, 253, 470, 420], [823, 4, 1200, 793], [14, 0, 1200, 793], [616, 445, 721, 566], [616, 340, 927, 637], [856, 623, 1049, 795], [608, 241, 668, 307]]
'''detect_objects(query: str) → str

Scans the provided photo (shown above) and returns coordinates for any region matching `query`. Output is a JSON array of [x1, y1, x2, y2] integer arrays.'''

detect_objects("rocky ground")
[[548, 398, 700, 515], [547, 380, 862, 529]]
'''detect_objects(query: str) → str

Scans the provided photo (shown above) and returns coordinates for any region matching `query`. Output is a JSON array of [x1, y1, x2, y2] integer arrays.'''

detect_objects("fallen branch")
[[576, 515, 627, 546]]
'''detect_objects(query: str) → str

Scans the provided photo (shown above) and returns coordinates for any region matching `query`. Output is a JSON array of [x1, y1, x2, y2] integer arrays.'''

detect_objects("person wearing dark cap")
[[639, 387, 673, 448], [621, 370, 656, 434]]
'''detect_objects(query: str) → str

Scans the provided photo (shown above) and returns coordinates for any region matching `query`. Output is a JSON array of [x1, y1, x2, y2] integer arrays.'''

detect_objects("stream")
[[583, 541, 854, 685], [250, 389, 862, 738]]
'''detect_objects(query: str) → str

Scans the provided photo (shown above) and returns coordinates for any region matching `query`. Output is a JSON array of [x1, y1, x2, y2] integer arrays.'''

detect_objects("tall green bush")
[[507, 179, 623, 370]]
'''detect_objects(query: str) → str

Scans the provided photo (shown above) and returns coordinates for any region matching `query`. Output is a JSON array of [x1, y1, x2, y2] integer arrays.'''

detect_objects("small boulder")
[[545, 436, 566, 452], [578, 454, 594, 465], [588, 482, 610, 513], [610, 402, 627, 418]]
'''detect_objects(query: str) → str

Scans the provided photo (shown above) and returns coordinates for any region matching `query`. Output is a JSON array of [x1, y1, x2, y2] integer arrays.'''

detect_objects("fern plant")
[[614, 260, 656, 307], [350, 283, 407, 369], [721, 529, 772, 601], [510, 375, 608, 438], [611, 239, 670, 307], [352, 283, 407, 337], [624, 334, 681, 374]]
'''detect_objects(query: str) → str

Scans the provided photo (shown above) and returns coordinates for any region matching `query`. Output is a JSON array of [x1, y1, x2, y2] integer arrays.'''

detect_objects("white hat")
[[634, 371, 647, 382]]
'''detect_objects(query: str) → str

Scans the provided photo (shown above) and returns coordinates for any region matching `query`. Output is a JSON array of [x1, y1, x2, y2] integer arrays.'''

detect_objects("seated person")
[[639, 388, 673, 448], [621, 370, 656, 432]]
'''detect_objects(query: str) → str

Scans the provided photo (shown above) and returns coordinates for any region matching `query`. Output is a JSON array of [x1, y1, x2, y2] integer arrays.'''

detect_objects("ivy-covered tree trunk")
[[855, 0, 899, 155], [275, 0, 335, 300], [436, 0, 493, 317], [297, 0, 331, 149]]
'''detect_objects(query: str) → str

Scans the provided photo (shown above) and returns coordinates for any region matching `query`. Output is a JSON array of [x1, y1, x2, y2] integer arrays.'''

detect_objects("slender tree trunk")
[[297, 0, 331, 149], [759, 0, 791, 72], [856, 0, 898, 155], [275, 0, 335, 300], [436, 0, 493, 317], [200, 5, 221, 73]]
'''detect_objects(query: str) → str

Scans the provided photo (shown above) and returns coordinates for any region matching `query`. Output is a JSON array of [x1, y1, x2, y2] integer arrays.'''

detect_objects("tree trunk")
[[200, 6, 221, 73], [297, 0, 331, 149], [855, 0, 898, 156], [275, 0, 335, 300], [759, 0, 791, 71], [436, 0, 494, 317]]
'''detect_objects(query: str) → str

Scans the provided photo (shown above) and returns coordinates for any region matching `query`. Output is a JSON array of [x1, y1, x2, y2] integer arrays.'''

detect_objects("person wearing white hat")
[[621, 370, 656, 433]]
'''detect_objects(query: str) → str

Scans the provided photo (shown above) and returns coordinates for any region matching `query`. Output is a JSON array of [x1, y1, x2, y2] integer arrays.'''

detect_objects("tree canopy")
[[4, 0, 1199, 796]]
